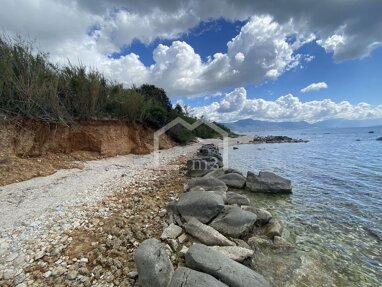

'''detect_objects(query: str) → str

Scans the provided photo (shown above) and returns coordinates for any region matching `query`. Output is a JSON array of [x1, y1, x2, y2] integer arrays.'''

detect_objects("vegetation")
[[0, 36, 237, 142]]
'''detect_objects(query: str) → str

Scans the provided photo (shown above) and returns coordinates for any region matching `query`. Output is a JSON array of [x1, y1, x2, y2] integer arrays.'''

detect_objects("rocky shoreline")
[[249, 135, 308, 144], [134, 143, 293, 287]]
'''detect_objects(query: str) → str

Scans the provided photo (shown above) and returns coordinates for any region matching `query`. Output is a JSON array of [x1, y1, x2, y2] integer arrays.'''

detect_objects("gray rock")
[[204, 168, 225, 178], [209, 206, 257, 238], [246, 171, 292, 193], [218, 173, 246, 188], [185, 177, 228, 193], [209, 246, 254, 262], [160, 223, 183, 240], [241, 206, 272, 226], [226, 192, 250, 206], [187, 157, 222, 177], [177, 191, 225, 224], [185, 244, 271, 287], [224, 168, 243, 176], [134, 239, 174, 287], [184, 218, 235, 246], [169, 267, 228, 287]]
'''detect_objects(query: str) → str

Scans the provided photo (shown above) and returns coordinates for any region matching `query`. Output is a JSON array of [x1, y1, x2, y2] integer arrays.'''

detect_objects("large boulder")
[[134, 239, 174, 287], [246, 171, 292, 193], [177, 191, 224, 224], [184, 218, 235, 246], [241, 206, 272, 226], [169, 267, 228, 287], [185, 244, 271, 287], [218, 173, 246, 189], [209, 206, 257, 238], [226, 192, 250, 206], [185, 177, 228, 193], [209, 246, 254, 262]]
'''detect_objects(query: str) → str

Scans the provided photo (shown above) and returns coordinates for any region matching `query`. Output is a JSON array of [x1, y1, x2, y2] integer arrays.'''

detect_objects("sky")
[[1, 0, 382, 123]]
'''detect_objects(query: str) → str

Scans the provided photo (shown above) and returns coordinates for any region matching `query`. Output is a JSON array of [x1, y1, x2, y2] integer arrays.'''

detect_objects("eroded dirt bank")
[[0, 120, 174, 186]]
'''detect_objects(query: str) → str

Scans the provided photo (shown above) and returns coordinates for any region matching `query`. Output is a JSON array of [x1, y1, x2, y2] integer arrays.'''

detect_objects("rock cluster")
[[135, 143, 294, 287], [250, 135, 308, 144]]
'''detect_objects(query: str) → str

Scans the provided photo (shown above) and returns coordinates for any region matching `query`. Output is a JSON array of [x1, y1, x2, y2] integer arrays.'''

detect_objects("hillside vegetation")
[[0, 37, 237, 143]]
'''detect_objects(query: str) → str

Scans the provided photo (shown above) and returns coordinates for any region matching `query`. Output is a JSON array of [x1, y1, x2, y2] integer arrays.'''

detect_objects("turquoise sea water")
[[228, 126, 382, 286]]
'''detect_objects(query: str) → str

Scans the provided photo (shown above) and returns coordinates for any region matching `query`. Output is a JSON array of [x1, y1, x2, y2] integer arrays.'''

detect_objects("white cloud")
[[300, 82, 328, 93], [191, 87, 382, 123], [0, 0, 381, 96]]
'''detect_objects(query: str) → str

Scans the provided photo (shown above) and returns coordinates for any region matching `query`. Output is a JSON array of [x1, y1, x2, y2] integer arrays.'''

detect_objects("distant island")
[[221, 118, 382, 133]]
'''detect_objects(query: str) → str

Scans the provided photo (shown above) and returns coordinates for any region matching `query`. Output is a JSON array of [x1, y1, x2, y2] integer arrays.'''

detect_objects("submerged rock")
[[226, 192, 250, 206], [177, 191, 224, 223], [264, 219, 284, 239], [134, 239, 174, 287], [218, 173, 246, 189], [241, 206, 272, 226], [169, 267, 228, 287], [185, 244, 271, 287], [377, 137, 382, 141], [246, 171, 292, 193], [184, 218, 235, 246], [209, 206, 257, 238]]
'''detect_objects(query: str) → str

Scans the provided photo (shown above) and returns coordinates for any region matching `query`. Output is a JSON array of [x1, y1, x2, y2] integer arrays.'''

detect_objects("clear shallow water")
[[228, 127, 382, 286]]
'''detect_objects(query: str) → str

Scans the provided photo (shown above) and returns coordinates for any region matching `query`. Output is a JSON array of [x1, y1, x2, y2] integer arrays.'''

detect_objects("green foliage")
[[0, 36, 238, 143]]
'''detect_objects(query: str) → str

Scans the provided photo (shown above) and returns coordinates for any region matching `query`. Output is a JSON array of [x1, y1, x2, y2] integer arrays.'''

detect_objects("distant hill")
[[221, 118, 382, 133]]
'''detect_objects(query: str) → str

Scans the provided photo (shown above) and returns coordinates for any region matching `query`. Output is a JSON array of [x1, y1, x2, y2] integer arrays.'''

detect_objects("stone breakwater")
[[134, 143, 293, 287]]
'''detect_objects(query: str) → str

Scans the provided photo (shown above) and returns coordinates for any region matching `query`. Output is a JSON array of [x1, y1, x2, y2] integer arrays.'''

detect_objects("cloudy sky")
[[1, 0, 382, 123]]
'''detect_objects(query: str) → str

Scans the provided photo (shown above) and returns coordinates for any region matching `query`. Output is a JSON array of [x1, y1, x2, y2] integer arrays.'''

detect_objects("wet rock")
[[377, 137, 382, 141], [241, 206, 272, 226], [218, 174, 246, 189], [246, 171, 292, 194], [226, 192, 250, 206], [134, 239, 174, 287], [177, 191, 224, 224], [128, 271, 138, 279], [185, 244, 271, 287], [210, 246, 254, 262], [185, 177, 228, 193], [209, 206, 257, 238], [184, 218, 235, 246], [160, 223, 183, 240], [264, 219, 284, 239], [169, 267, 228, 287]]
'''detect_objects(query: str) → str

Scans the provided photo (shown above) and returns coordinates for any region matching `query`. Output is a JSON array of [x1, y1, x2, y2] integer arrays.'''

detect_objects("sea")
[[228, 126, 382, 287]]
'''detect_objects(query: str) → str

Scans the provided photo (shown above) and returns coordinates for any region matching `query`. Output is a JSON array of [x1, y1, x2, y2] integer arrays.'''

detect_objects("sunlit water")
[[228, 126, 382, 286]]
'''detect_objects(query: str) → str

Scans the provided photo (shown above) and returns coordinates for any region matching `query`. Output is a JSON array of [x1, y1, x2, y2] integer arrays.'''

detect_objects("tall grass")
[[0, 37, 163, 124]]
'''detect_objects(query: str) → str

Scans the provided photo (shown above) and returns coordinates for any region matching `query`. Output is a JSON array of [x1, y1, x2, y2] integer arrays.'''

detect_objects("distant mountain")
[[221, 118, 382, 133], [221, 119, 311, 132]]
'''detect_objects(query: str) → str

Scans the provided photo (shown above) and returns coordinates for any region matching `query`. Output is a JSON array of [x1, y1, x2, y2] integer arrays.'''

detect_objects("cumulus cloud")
[[0, 0, 381, 96], [191, 88, 382, 123], [300, 82, 328, 93]]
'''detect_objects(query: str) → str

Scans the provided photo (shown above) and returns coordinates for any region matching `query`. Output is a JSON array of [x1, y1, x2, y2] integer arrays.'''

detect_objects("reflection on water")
[[228, 127, 382, 286]]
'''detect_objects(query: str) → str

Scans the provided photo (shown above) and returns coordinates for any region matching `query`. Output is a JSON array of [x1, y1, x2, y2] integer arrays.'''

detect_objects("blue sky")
[[1, 0, 382, 122]]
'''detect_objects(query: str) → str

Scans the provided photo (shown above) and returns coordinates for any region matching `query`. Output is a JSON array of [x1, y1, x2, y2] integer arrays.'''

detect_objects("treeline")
[[0, 37, 237, 143]]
